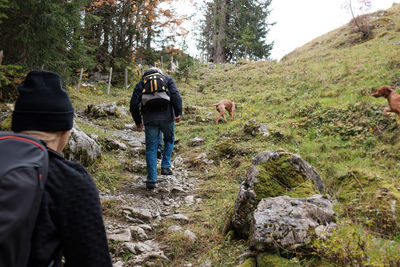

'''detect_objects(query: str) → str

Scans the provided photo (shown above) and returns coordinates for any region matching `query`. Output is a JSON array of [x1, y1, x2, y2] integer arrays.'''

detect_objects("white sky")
[[176, 0, 400, 60]]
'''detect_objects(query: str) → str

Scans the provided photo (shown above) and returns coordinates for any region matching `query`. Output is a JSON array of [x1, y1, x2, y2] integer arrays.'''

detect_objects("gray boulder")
[[231, 151, 325, 238], [250, 195, 335, 252], [85, 102, 121, 118], [63, 123, 101, 166]]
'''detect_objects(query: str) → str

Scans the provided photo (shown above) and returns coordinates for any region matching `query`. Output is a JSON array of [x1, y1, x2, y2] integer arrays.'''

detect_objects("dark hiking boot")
[[146, 181, 156, 189], [161, 167, 173, 175]]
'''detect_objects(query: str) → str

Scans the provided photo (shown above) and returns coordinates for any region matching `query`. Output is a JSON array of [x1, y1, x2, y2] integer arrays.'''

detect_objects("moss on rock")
[[236, 257, 256, 267], [243, 120, 260, 136], [256, 253, 292, 267], [215, 138, 238, 158], [254, 154, 318, 204]]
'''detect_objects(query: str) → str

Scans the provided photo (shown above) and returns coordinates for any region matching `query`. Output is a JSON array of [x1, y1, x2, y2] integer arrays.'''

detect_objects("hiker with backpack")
[[130, 67, 182, 189], [0, 70, 112, 267]]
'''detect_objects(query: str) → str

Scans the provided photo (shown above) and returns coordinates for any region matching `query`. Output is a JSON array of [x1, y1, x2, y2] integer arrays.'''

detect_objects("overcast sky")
[[177, 0, 400, 60], [267, 0, 400, 60]]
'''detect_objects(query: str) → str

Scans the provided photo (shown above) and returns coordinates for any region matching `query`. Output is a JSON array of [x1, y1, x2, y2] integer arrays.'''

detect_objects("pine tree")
[[0, 0, 8, 24], [200, 0, 273, 63], [0, 0, 93, 79]]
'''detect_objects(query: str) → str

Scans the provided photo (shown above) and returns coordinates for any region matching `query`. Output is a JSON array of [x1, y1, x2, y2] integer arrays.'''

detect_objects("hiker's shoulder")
[[48, 149, 91, 180]]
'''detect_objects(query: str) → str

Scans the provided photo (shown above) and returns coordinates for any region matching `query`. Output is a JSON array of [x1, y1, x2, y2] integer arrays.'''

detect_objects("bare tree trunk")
[[125, 68, 128, 90], [107, 67, 113, 95], [77, 68, 84, 92], [212, 0, 228, 63]]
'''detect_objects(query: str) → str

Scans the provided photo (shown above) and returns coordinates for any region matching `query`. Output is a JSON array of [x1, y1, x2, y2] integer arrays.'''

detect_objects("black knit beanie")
[[12, 70, 74, 132]]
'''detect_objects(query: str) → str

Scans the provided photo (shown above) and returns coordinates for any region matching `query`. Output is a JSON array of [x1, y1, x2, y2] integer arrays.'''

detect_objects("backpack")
[[141, 71, 170, 111], [0, 131, 49, 267]]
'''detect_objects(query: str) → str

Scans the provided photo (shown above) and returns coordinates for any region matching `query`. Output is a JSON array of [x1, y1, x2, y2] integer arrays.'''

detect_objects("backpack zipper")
[[37, 166, 45, 190]]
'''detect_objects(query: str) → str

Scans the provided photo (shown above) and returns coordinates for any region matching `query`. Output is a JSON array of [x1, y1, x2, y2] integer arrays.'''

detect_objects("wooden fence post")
[[125, 68, 128, 90], [107, 67, 113, 95], [77, 68, 84, 92]]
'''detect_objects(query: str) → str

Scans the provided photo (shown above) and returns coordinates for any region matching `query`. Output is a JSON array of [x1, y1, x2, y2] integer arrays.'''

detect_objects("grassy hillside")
[[161, 3, 400, 265], [16, 3, 400, 266]]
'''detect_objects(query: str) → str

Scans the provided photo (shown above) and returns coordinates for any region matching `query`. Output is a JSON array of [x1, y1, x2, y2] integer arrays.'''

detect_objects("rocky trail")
[[94, 123, 202, 266]]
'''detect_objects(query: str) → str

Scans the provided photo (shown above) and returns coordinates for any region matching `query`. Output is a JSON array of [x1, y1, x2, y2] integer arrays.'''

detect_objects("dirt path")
[[100, 127, 200, 266]]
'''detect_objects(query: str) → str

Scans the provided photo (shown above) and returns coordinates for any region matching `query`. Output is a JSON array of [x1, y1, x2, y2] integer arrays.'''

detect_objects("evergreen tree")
[[0, 0, 8, 24], [0, 0, 93, 79], [200, 0, 273, 63]]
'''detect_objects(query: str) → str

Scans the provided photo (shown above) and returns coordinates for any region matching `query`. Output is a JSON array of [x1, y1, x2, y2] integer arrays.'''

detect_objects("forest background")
[[0, 0, 273, 93]]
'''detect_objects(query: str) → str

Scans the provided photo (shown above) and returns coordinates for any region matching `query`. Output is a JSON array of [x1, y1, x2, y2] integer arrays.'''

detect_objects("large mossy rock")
[[250, 195, 335, 252], [231, 151, 325, 238], [332, 169, 400, 236], [63, 124, 101, 166], [85, 102, 121, 118]]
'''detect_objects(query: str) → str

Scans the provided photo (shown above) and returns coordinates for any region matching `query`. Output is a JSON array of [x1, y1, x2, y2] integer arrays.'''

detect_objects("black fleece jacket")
[[130, 74, 182, 126], [28, 149, 112, 267]]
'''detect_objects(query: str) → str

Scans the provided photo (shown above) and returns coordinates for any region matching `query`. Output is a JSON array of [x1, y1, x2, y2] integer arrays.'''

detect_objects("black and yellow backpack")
[[141, 69, 170, 110]]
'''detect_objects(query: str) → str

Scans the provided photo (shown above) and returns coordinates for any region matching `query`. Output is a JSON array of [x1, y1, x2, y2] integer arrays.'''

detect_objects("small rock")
[[104, 138, 128, 151], [189, 137, 204, 147], [128, 140, 144, 148], [138, 224, 153, 232], [200, 259, 212, 267], [195, 153, 214, 165], [171, 186, 185, 193], [185, 195, 195, 205], [171, 214, 189, 223], [168, 225, 182, 231], [130, 226, 148, 240], [113, 261, 124, 267], [125, 123, 135, 129], [184, 230, 197, 242], [108, 228, 131, 242], [124, 242, 136, 254], [123, 207, 153, 222], [173, 155, 184, 167]]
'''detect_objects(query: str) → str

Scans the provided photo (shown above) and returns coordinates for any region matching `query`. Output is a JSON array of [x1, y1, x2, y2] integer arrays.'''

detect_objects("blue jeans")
[[145, 121, 175, 183], [157, 131, 163, 151]]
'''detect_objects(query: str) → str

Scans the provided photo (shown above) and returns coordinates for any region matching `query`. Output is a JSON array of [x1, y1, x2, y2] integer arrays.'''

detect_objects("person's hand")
[[174, 115, 182, 123], [136, 123, 144, 131]]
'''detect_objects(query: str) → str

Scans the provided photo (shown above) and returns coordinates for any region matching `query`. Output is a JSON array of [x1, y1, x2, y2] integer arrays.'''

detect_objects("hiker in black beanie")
[[11, 70, 112, 267]]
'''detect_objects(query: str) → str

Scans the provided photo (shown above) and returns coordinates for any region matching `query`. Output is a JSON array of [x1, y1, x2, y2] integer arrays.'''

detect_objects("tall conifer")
[[0, 0, 92, 79], [200, 0, 273, 63]]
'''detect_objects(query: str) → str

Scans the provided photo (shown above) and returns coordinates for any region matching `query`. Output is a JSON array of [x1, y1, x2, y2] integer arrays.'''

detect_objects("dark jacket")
[[28, 149, 112, 267], [130, 73, 182, 126]]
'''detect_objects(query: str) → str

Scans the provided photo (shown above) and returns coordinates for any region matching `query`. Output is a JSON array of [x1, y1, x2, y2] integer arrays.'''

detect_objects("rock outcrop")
[[249, 195, 335, 252], [231, 151, 325, 238], [63, 123, 101, 166], [85, 102, 121, 118]]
